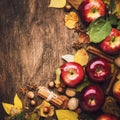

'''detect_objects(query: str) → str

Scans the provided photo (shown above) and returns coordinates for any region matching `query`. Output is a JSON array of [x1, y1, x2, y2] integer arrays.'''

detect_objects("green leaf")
[[9, 111, 26, 120], [117, 21, 120, 30], [76, 80, 90, 92], [87, 17, 105, 31], [88, 18, 112, 43], [108, 14, 118, 25], [109, 0, 116, 14], [25, 112, 39, 120]]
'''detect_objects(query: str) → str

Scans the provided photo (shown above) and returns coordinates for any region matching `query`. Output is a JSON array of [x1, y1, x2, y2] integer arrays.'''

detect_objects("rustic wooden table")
[[0, 0, 77, 119]]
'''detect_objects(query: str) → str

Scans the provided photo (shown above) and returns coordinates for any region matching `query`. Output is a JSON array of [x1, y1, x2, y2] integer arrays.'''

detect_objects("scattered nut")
[[68, 97, 79, 110], [30, 100, 36, 106], [48, 81, 55, 88], [75, 108, 82, 114], [43, 107, 50, 114], [58, 87, 65, 93], [114, 56, 120, 68], [27, 91, 35, 99], [64, 4, 72, 12], [65, 88, 76, 97]]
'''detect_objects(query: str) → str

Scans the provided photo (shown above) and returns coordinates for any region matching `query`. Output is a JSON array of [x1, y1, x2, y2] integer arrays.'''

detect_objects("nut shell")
[[68, 97, 79, 110], [27, 91, 35, 99], [65, 88, 76, 97], [115, 57, 120, 68]]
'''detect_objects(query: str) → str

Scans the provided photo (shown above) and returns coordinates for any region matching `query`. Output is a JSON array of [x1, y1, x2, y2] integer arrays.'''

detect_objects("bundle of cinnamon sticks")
[[37, 86, 69, 109]]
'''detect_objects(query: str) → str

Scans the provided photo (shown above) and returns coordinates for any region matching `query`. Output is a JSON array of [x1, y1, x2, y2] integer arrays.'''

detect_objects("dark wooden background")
[[0, 0, 77, 119]]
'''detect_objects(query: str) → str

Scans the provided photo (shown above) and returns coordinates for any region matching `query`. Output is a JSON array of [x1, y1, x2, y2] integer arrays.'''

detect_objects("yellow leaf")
[[38, 100, 54, 117], [64, 12, 79, 29], [65, 20, 76, 29], [74, 48, 89, 66], [65, 12, 79, 22], [2, 102, 14, 115], [48, 0, 66, 8], [14, 94, 23, 109], [56, 110, 78, 120]]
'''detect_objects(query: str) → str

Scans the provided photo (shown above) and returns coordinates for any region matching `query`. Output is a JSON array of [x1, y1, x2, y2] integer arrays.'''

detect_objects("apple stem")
[[105, 68, 118, 95]]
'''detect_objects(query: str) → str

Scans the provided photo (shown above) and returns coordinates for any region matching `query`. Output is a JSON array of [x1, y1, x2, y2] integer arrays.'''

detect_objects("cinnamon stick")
[[37, 86, 68, 108], [105, 68, 118, 95], [87, 45, 114, 63]]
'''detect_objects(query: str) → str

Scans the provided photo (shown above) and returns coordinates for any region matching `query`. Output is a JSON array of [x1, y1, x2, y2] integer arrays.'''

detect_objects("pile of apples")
[[60, 0, 120, 119]]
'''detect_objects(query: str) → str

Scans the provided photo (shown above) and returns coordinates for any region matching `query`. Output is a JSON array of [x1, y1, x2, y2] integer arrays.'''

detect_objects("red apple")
[[86, 58, 111, 82], [99, 28, 120, 55], [60, 62, 84, 87], [79, 85, 105, 112], [96, 113, 119, 120], [79, 0, 106, 24]]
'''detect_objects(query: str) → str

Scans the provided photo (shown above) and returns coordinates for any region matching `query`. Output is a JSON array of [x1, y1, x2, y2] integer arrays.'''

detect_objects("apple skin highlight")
[[60, 62, 84, 87], [79, 0, 106, 24], [79, 85, 105, 112]]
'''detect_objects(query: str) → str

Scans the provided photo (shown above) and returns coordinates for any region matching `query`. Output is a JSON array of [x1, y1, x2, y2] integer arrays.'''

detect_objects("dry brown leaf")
[[72, 32, 90, 50], [65, 12, 79, 29], [74, 48, 89, 66], [102, 96, 120, 117], [68, 0, 83, 10], [48, 0, 66, 8]]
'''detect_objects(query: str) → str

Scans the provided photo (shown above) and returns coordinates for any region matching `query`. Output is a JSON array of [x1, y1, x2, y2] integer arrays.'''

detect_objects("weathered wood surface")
[[0, 0, 77, 118]]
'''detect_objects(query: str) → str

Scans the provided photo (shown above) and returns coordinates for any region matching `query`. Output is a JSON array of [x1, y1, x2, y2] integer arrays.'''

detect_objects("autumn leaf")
[[56, 110, 78, 120], [112, 0, 120, 18], [68, 0, 83, 10], [2, 93, 23, 116], [65, 12, 79, 29], [37, 100, 54, 118], [74, 48, 89, 66], [54, 68, 61, 88], [48, 0, 66, 8], [2, 103, 14, 115], [14, 93, 23, 109]]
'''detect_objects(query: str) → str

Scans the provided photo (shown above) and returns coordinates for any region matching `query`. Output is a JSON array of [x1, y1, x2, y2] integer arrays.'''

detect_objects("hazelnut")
[[68, 97, 79, 110], [43, 107, 49, 114], [27, 91, 35, 99], [64, 4, 72, 12], [76, 108, 82, 114], [48, 81, 55, 88], [57, 87, 65, 93], [65, 88, 76, 97], [30, 100, 36, 106], [114, 56, 120, 68]]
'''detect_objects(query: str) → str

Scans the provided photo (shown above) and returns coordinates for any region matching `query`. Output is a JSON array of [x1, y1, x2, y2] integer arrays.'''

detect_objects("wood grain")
[[0, 0, 77, 118]]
